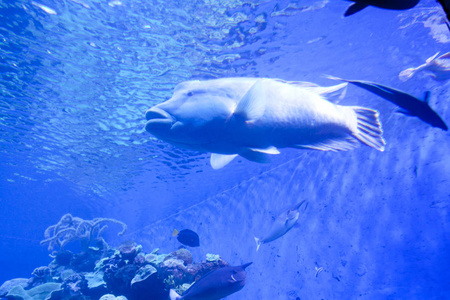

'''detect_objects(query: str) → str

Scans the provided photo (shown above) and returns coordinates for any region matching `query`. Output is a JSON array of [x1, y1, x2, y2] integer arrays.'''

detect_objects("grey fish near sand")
[[399, 52, 450, 82], [255, 200, 306, 251]]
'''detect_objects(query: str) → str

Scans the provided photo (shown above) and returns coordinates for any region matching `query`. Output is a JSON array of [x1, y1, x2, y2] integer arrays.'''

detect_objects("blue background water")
[[1, 0, 449, 298]]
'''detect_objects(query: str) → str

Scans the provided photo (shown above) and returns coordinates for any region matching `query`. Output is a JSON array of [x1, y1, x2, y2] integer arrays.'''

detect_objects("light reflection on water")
[[0, 0, 448, 210]]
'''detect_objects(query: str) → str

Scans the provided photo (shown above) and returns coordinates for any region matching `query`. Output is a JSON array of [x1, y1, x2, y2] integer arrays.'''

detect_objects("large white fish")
[[254, 200, 306, 252], [145, 78, 385, 169]]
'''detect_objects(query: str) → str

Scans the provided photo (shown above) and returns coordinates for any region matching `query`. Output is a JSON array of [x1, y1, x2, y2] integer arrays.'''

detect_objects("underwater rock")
[[27, 267, 52, 288], [81, 272, 107, 299], [162, 258, 186, 270], [6, 282, 61, 300], [104, 264, 137, 297], [0, 278, 29, 297], [145, 249, 167, 266], [133, 254, 146, 267], [60, 273, 83, 298], [32, 266, 51, 279], [166, 248, 193, 265], [71, 248, 103, 272], [130, 265, 167, 300], [206, 254, 220, 263], [118, 244, 138, 261], [161, 254, 229, 288], [55, 251, 73, 266], [159, 259, 187, 287], [191, 258, 229, 282], [59, 269, 76, 281], [130, 265, 157, 287], [47, 273, 89, 300]]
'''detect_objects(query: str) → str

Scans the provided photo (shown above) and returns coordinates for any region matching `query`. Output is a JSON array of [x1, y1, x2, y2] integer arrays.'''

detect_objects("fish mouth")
[[145, 107, 174, 132]]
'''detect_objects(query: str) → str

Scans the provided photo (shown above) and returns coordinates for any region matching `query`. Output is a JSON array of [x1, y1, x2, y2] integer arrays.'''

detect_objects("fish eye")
[[187, 91, 194, 97]]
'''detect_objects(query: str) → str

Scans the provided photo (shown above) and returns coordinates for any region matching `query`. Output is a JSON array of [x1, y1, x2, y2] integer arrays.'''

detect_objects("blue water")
[[1, 0, 449, 299]]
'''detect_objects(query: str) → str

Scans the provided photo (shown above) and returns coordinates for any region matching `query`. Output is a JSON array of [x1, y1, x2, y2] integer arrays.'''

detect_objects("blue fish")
[[173, 229, 200, 247], [328, 76, 448, 131], [344, 0, 420, 16], [169, 263, 252, 300]]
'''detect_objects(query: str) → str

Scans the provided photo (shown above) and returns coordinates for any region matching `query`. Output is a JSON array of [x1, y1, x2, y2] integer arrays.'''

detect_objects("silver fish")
[[145, 78, 385, 169], [399, 52, 450, 82], [254, 200, 306, 251]]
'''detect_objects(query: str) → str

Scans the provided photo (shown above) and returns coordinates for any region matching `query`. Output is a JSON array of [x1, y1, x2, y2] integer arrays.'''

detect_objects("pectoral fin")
[[396, 108, 414, 116], [250, 146, 280, 155], [233, 79, 266, 122], [210, 153, 238, 169], [425, 52, 440, 64], [240, 147, 280, 163]]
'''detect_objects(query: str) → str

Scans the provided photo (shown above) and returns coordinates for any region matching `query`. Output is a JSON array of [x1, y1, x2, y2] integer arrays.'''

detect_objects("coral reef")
[[1, 216, 228, 300], [40, 214, 127, 253]]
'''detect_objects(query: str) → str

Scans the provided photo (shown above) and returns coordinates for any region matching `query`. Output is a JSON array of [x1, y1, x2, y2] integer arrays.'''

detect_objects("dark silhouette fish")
[[344, 0, 420, 16], [169, 263, 252, 300], [173, 229, 200, 247], [328, 76, 448, 131]]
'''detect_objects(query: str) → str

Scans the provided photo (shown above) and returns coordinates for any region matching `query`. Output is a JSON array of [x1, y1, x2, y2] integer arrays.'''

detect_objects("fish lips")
[[145, 107, 175, 133]]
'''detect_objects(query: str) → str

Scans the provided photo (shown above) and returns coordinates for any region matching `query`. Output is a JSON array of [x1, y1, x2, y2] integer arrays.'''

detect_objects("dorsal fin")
[[425, 52, 440, 64]]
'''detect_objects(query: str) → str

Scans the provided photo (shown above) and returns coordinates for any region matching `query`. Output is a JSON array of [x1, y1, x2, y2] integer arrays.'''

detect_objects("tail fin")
[[172, 229, 179, 237], [398, 68, 417, 82], [351, 107, 385, 151], [170, 289, 182, 300], [254, 237, 262, 252]]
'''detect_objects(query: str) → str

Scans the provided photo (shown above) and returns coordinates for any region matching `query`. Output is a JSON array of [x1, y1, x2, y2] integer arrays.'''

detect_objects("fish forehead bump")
[[173, 80, 201, 93], [173, 77, 258, 97]]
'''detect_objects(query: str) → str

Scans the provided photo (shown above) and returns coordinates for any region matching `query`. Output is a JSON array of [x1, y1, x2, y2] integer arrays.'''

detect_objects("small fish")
[[169, 262, 252, 300], [172, 229, 200, 247], [145, 77, 385, 169], [344, 0, 419, 16], [254, 200, 306, 251], [327, 76, 448, 131], [399, 52, 450, 81]]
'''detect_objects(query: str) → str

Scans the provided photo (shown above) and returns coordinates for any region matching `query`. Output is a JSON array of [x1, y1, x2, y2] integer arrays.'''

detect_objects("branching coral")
[[40, 213, 127, 252]]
